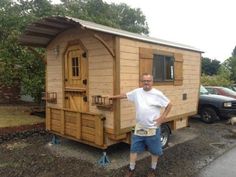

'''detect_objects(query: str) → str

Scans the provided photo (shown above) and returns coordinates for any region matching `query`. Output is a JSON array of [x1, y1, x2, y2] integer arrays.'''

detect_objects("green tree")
[[201, 57, 221, 76], [0, 0, 27, 87], [201, 65, 232, 86], [232, 46, 236, 57], [221, 46, 236, 82], [109, 3, 149, 34], [223, 57, 236, 82], [0, 0, 51, 102], [0, 0, 149, 102], [217, 65, 231, 80], [60, 0, 149, 34]]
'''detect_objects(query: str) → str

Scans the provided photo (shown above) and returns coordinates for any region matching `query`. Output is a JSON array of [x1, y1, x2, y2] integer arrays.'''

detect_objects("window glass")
[[206, 88, 218, 94], [200, 85, 209, 95], [165, 56, 174, 80], [205, 88, 213, 94], [153, 54, 174, 82], [222, 87, 236, 96], [153, 55, 163, 81], [72, 57, 79, 77]]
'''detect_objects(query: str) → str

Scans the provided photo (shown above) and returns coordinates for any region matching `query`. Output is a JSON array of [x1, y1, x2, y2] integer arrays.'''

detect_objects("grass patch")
[[0, 106, 44, 128], [0, 162, 20, 169]]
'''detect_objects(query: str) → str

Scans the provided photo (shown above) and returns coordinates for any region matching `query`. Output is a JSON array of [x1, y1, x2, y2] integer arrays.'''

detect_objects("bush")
[[201, 74, 233, 86]]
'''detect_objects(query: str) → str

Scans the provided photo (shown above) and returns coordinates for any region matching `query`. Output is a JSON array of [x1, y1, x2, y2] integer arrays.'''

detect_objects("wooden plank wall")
[[48, 108, 104, 146], [46, 28, 114, 130], [119, 38, 201, 129], [119, 39, 139, 128]]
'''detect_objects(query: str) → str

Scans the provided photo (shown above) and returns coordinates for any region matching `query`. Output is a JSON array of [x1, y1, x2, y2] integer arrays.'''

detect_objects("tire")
[[200, 107, 218, 124], [161, 124, 170, 148]]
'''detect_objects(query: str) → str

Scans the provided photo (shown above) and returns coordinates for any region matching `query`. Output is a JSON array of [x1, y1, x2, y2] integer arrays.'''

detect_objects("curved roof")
[[19, 16, 203, 53]]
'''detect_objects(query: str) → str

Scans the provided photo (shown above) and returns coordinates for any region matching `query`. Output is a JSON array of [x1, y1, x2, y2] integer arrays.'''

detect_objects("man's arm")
[[109, 93, 127, 99], [155, 102, 172, 125]]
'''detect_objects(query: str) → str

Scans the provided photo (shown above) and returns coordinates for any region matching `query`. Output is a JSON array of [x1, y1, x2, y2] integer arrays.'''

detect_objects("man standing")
[[109, 73, 172, 177]]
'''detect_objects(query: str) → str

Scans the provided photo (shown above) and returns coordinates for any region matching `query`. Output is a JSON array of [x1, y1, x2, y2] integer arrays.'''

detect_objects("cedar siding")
[[119, 38, 200, 129]]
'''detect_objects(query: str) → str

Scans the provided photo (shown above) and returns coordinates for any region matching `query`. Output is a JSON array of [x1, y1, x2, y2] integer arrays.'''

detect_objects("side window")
[[207, 88, 218, 95], [139, 47, 183, 85], [214, 88, 219, 95], [153, 54, 174, 82], [206, 88, 214, 94]]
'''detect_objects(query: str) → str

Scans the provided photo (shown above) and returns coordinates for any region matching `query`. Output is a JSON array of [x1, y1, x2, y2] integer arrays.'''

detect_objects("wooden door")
[[64, 45, 88, 112]]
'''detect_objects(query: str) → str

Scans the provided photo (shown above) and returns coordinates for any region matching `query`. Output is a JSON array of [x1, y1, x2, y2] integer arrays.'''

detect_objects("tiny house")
[[19, 16, 203, 149]]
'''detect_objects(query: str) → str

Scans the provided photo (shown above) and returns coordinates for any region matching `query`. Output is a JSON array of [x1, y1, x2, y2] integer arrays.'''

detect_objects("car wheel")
[[161, 124, 170, 148], [200, 107, 218, 123]]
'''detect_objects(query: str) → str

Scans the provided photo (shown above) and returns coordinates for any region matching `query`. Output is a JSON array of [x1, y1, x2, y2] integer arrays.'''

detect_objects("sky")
[[53, 0, 236, 63]]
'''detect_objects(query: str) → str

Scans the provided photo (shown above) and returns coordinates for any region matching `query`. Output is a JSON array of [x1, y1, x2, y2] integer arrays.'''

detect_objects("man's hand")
[[154, 102, 172, 126], [154, 115, 165, 126]]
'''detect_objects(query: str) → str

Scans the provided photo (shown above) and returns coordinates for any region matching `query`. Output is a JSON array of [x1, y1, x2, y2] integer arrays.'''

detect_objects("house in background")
[[19, 16, 203, 149]]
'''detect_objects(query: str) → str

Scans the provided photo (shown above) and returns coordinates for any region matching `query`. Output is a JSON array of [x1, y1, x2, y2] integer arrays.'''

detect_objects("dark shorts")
[[130, 128, 163, 156]]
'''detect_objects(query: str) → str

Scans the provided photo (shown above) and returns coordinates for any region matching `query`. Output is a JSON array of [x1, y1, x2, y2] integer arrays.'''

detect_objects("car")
[[205, 86, 236, 99], [198, 85, 236, 123], [227, 84, 236, 92]]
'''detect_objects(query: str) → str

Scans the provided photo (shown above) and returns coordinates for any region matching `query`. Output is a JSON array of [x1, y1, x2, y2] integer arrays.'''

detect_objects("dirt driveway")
[[0, 118, 236, 177]]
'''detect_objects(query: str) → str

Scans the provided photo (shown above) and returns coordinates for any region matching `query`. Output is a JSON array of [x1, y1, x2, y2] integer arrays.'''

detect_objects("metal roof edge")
[[65, 16, 204, 53]]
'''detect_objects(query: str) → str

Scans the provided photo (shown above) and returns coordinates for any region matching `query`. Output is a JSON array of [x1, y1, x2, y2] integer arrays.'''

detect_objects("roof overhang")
[[19, 16, 77, 47], [19, 16, 204, 53]]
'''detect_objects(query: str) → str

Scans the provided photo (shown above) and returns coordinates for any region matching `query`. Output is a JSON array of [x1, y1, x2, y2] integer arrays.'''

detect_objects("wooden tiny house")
[[19, 16, 203, 149]]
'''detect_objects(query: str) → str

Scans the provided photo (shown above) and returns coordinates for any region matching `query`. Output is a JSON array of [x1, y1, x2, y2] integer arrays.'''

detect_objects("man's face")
[[141, 75, 153, 91]]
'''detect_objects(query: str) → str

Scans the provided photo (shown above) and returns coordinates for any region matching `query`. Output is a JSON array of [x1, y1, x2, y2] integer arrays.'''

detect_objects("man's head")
[[141, 73, 153, 91]]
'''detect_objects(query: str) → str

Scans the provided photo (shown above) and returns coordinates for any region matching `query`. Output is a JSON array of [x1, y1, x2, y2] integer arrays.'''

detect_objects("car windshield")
[[200, 85, 209, 95]]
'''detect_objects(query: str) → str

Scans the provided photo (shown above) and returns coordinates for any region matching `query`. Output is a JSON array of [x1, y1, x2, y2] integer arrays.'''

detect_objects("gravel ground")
[[0, 118, 236, 177]]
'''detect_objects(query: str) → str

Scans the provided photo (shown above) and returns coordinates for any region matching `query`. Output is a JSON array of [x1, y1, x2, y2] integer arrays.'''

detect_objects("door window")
[[72, 57, 80, 77]]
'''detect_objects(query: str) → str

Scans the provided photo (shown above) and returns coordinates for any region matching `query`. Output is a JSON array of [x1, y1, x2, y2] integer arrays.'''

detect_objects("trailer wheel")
[[161, 124, 170, 148]]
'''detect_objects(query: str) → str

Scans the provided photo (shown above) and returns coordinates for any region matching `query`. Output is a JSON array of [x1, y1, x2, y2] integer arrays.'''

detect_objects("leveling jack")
[[98, 152, 110, 167], [51, 135, 61, 144]]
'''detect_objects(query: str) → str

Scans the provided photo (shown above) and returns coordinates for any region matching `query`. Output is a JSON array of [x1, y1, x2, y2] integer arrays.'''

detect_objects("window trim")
[[139, 47, 183, 86], [152, 52, 175, 83], [68, 49, 81, 80]]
